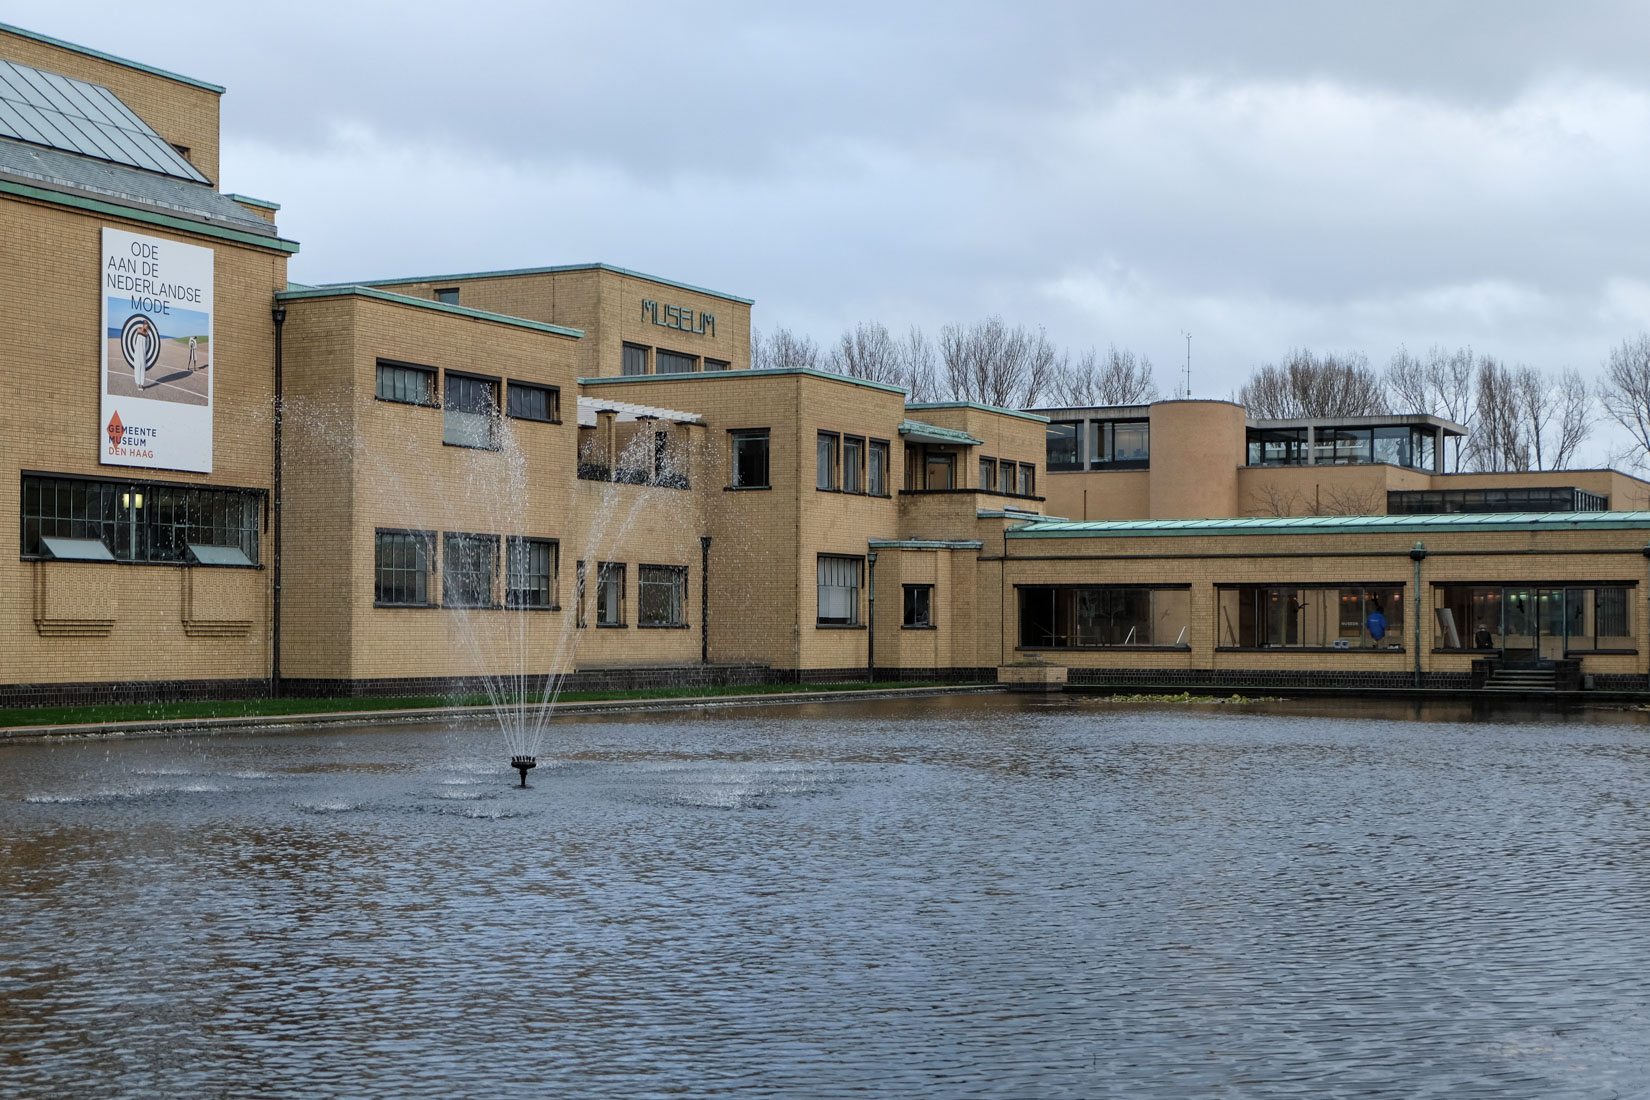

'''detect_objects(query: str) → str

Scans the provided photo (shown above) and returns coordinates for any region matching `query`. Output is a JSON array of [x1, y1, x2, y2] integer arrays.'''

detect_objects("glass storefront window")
[[1216, 585, 1404, 649], [1018, 587, 1189, 648], [1434, 584, 1634, 654], [1046, 422, 1083, 471]]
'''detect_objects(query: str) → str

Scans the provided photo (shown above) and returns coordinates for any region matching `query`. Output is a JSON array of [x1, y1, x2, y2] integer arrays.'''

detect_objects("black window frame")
[[375, 358, 439, 407], [595, 561, 626, 626], [729, 428, 771, 490], [1046, 421, 1084, 471], [868, 439, 890, 497], [655, 348, 697, 374], [903, 584, 934, 628], [979, 455, 997, 492], [505, 536, 558, 610], [638, 563, 689, 628], [434, 287, 460, 305], [443, 370, 501, 450], [442, 531, 499, 610], [704, 358, 730, 371], [505, 380, 561, 423], [817, 431, 840, 491], [374, 528, 435, 607], [621, 343, 650, 376], [842, 435, 865, 494], [816, 553, 863, 627], [22, 471, 264, 566]]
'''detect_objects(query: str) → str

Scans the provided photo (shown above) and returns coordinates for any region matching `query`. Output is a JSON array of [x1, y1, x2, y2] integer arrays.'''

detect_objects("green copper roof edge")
[[1006, 512, 1650, 538], [904, 401, 1051, 424], [329, 262, 755, 305], [276, 285, 584, 338], [898, 419, 985, 445], [0, 177, 298, 252], [867, 539, 986, 550], [0, 22, 226, 93], [580, 367, 907, 395], [224, 193, 280, 210]]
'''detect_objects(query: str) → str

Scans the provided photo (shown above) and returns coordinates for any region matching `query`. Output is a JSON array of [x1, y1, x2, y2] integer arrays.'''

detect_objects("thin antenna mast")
[[1181, 331, 1192, 397]]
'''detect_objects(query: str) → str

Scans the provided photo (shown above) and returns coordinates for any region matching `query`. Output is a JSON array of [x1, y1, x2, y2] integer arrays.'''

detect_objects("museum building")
[[6, 21, 1650, 706]]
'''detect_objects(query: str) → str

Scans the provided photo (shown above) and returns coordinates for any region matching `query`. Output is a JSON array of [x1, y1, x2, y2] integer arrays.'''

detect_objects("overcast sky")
[[15, 1, 1650, 442]]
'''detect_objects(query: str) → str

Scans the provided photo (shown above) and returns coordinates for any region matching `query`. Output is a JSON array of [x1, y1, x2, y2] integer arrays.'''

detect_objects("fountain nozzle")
[[511, 755, 537, 788]]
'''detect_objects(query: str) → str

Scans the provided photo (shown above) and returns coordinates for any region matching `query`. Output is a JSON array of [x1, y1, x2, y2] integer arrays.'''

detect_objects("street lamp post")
[[1410, 542, 1428, 688]]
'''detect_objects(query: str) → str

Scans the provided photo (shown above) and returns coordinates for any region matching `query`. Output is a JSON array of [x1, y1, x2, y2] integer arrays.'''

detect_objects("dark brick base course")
[[1065, 667, 1475, 691], [0, 678, 272, 710]]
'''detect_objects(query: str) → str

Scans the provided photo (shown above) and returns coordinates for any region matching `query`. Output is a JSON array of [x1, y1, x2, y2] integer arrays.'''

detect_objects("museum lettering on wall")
[[99, 228, 216, 474], [642, 299, 715, 338]]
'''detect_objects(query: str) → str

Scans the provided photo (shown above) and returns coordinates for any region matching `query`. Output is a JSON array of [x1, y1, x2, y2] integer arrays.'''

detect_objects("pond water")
[[3, 695, 1649, 1097]]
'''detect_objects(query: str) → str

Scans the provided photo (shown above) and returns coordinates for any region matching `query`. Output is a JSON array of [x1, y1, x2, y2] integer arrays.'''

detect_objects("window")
[[925, 450, 953, 489], [376, 360, 437, 405], [903, 584, 933, 628], [435, 288, 460, 305], [817, 432, 839, 490], [442, 532, 498, 609], [1216, 585, 1404, 649], [1018, 587, 1191, 648], [575, 560, 587, 627], [656, 349, 696, 374], [704, 358, 730, 371], [375, 530, 434, 606], [731, 429, 770, 488], [842, 436, 864, 493], [505, 537, 557, 609], [1017, 463, 1035, 497], [817, 555, 861, 625], [1046, 422, 1083, 471], [595, 562, 625, 625], [23, 474, 262, 565], [979, 456, 997, 492], [622, 343, 649, 375], [1246, 427, 1308, 466], [1433, 584, 1633, 653], [1389, 487, 1608, 515], [868, 440, 889, 496], [506, 381, 559, 422], [444, 373, 498, 448], [1091, 419, 1150, 468], [639, 564, 688, 627]]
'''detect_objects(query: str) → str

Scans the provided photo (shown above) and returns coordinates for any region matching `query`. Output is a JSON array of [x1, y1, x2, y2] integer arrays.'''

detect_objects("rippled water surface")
[[4, 695, 1650, 1097]]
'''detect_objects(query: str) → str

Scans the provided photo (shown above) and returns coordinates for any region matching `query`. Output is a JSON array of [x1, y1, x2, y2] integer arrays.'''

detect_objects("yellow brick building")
[[5, 23, 1650, 704]]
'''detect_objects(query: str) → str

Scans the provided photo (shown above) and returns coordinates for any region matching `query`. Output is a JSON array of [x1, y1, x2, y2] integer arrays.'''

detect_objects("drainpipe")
[[700, 536, 711, 664], [270, 303, 286, 698], [866, 550, 878, 683], [1410, 541, 1428, 688]]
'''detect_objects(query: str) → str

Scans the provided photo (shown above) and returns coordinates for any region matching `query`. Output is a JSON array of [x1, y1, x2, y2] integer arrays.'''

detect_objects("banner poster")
[[100, 228, 214, 473]]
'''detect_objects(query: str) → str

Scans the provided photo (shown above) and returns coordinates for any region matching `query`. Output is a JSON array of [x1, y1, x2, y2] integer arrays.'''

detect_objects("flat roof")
[[0, 22, 225, 93], [899, 419, 983, 446], [1007, 511, 1650, 539], [1251, 412, 1468, 435], [581, 366, 908, 396], [276, 284, 584, 338], [330, 262, 754, 306], [575, 395, 701, 426], [905, 401, 1050, 424]]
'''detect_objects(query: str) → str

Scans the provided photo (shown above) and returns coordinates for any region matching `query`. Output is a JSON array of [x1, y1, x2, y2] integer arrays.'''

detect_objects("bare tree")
[[938, 316, 1059, 408], [1247, 482, 1384, 517], [1052, 346, 1157, 406], [826, 321, 905, 385], [1465, 357, 1529, 472], [1514, 366, 1591, 471], [751, 326, 820, 372], [1383, 345, 1477, 471], [1238, 350, 1388, 419], [1600, 333, 1650, 471], [901, 326, 941, 403]]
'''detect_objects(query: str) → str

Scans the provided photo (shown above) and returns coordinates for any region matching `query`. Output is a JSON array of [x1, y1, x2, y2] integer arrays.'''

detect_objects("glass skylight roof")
[[0, 59, 207, 183]]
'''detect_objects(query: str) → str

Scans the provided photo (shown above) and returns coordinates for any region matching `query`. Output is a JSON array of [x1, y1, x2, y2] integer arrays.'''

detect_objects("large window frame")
[[817, 432, 840, 491], [867, 439, 890, 497], [442, 532, 499, 610], [375, 359, 438, 406], [1090, 419, 1150, 469], [842, 435, 865, 494], [443, 371, 500, 449], [1018, 585, 1191, 649], [621, 343, 650, 376], [1046, 422, 1083, 471], [655, 349, 697, 374], [505, 536, 558, 610], [816, 554, 863, 627], [638, 564, 689, 628], [729, 429, 771, 489], [903, 584, 934, 629], [374, 529, 435, 607], [1432, 583, 1635, 655], [1215, 584, 1405, 651], [22, 472, 263, 566], [595, 561, 626, 627], [505, 381, 560, 423]]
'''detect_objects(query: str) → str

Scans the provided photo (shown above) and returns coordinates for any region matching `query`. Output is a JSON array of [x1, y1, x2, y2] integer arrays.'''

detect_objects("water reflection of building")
[[6, 21, 1650, 705]]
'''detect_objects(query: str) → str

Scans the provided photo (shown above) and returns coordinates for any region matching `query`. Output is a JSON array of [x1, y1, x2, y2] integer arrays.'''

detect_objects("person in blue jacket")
[[1366, 595, 1388, 643]]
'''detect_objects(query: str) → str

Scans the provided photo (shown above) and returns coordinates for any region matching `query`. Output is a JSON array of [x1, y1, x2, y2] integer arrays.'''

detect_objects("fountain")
[[510, 755, 536, 787]]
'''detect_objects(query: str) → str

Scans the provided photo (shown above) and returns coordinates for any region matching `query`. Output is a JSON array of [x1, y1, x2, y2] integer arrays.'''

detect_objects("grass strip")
[[0, 681, 975, 730]]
